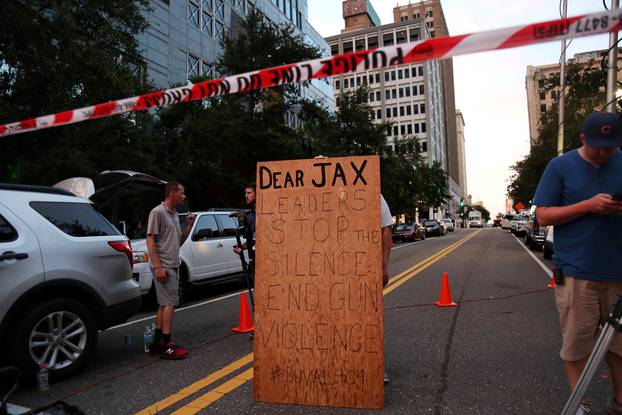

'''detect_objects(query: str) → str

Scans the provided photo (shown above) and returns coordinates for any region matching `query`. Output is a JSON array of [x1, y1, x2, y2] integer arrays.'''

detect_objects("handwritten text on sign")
[[253, 156, 383, 409]]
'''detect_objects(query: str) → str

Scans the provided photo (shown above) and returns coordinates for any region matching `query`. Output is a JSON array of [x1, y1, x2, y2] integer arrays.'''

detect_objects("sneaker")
[[605, 396, 622, 414], [384, 372, 389, 385], [161, 342, 188, 360]]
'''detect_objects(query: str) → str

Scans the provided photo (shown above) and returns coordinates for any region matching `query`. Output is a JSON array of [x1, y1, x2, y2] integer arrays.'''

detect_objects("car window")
[[405, 224, 414, 230], [0, 214, 17, 242], [423, 220, 436, 226], [30, 202, 120, 237], [394, 224, 407, 231], [194, 214, 219, 239], [217, 214, 238, 237]]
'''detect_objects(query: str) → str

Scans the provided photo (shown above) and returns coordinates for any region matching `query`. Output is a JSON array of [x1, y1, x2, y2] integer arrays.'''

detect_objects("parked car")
[[493, 218, 502, 227], [468, 218, 484, 228], [440, 218, 455, 232], [511, 211, 530, 235], [0, 184, 141, 382], [131, 210, 249, 304], [501, 214, 514, 230], [543, 226, 554, 259], [392, 223, 426, 242], [422, 220, 446, 236], [524, 207, 545, 250]]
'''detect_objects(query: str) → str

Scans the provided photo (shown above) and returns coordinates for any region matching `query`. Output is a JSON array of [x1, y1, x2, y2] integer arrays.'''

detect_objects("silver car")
[[131, 210, 249, 303], [0, 184, 141, 381]]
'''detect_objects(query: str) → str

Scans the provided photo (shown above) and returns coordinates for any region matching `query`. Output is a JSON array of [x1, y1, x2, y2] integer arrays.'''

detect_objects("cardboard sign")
[[253, 156, 384, 409]]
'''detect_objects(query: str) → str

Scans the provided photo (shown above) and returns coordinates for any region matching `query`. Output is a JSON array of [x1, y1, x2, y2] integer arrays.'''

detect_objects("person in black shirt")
[[233, 183, 256, 286]]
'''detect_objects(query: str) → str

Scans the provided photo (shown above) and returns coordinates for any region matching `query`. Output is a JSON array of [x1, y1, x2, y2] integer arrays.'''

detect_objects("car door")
[[214, 214, 246, 273], [189, 214, 228, 281], [0, 203, 44, 323]]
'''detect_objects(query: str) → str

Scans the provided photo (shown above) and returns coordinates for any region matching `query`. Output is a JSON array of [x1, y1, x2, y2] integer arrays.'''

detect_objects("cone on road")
[[434, 272, 458, 307], [548, 274, 555, 289], [232, 293, 254, 333]]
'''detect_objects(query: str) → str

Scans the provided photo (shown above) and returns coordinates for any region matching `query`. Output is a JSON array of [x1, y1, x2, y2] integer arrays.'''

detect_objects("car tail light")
[[109, 240, 133, 269]]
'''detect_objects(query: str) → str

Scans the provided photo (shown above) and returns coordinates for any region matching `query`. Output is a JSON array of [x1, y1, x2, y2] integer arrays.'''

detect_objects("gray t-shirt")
[[147, 203, 182, 268]]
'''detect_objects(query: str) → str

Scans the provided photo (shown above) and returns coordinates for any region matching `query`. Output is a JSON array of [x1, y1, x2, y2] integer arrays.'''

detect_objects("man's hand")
[[586, 193, 622, 214], [155, 267, 168, 282], [186, 212, 196, 228], [233, 244, 242, 255]]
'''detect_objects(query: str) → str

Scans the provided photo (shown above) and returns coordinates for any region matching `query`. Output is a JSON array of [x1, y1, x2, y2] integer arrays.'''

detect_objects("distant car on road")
[[468, 218, 484, 228], [131, 210, 249, 304], [511, 211, 529, 235], [392, 223, 426, 242], [524, 207, 545, 250], [501, 214, 514, 230], [493, 218, 502, 227], [0, 184, 141, 382], [440, 218, 455, 232], [422, 220, 446, 236]]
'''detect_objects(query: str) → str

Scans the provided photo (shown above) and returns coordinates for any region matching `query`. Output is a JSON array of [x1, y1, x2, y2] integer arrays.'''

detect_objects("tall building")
[[525, 48, 622, 145], [455, 110, 467, 199], [136, 0, 333, 109], [342, 0, 381, 33], [392, 1, 462, 211]]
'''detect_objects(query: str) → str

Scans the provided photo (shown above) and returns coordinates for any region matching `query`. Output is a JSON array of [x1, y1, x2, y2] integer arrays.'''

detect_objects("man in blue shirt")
[[535, 112, 622, 413]]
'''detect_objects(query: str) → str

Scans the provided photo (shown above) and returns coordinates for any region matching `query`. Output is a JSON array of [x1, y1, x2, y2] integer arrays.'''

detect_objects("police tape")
[[1, 10, 620, 138]]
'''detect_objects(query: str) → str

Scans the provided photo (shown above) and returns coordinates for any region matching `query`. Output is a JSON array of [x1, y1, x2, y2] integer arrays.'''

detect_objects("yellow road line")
[[385, 230, 481, 289], [138, 229, 482, 414], [383, 230, 481, 295], [170, 368, 254, 415], [134, 353, 254, 415]]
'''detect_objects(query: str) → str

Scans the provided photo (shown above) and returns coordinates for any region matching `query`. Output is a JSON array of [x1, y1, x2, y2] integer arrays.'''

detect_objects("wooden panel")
[[253, 156, 383, 409]]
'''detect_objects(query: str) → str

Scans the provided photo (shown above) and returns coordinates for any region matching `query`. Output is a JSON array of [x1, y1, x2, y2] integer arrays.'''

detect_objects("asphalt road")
[[6, 227, 617, 414]]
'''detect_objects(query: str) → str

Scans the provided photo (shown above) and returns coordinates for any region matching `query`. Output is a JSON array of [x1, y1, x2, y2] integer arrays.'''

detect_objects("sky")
[[307, 0, 611, 216]]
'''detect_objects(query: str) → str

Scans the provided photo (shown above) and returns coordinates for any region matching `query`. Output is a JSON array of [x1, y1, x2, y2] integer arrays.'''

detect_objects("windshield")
[[423, 220, 437, 226], [394, 224, 407, 231], [405, 224, 414, 230]]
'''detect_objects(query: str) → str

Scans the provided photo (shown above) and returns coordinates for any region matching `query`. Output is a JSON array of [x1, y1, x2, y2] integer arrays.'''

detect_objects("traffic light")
[[459, 199, 464, 207]]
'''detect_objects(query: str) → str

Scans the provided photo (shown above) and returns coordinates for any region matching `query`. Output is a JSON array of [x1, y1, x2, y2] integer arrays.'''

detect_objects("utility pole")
[[607, 0, 620, 112], [557, 0, 568, 156]]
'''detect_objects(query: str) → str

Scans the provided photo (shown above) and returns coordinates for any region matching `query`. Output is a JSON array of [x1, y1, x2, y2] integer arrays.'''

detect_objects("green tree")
[[0, 0, 156, 184], [507, 62, 608, 203], [155, 8, 323, 208]]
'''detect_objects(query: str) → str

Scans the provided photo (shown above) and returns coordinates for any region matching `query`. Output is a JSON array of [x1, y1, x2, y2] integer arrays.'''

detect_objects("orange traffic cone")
[[232, 293, 254, 333], [548, 274, 555, 289], [434, 272, 458, 307]]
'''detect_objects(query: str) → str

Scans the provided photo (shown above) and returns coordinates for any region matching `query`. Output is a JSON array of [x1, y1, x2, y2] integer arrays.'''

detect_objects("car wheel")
[[10, 298, 97, 383]]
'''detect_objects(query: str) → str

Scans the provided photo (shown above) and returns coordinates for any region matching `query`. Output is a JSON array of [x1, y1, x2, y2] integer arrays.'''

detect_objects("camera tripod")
[[561, 295, 622, 414]]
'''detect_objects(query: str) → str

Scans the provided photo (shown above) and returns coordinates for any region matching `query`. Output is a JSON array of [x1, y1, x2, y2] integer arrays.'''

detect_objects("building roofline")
[[325, 19, 423, 41]]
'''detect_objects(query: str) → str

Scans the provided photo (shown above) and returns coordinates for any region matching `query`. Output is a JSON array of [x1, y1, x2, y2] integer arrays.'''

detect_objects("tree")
[[0, 0, 155, 184], [507, 62, 608, 203], [155, 8, 323, 208]]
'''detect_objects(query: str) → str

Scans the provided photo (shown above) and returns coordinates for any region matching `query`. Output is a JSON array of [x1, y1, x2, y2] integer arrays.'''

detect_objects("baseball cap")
[[582, 111, 622, 148]]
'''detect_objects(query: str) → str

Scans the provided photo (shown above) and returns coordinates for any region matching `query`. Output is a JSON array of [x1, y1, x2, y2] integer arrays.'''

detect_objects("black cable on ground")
[[384, 287, 551, 311]]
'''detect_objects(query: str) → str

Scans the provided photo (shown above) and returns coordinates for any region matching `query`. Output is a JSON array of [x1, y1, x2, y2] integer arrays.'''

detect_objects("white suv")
[[0, 184, 141, 381], [131, 210, 249, 303]]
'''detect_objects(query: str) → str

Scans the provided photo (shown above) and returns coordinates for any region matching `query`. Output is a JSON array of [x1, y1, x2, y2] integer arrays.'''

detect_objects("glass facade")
[[136, 0, 333, 111]]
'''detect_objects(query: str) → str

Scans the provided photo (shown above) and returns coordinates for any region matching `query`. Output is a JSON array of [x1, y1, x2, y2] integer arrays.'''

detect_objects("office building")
[[136, 0, 333, 110], [526, 48, 622, 145]]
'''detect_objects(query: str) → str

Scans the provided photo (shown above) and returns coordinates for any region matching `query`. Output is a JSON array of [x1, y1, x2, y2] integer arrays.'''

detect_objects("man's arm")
[[146, 234, 167, 282], [180, 213, 196, 245], [382, 225, 392, 287], [537, 194, 622, 226]]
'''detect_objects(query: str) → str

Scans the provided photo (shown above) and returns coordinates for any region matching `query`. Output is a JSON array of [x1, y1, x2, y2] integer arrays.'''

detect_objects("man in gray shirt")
[[147, 181, 195, 359]]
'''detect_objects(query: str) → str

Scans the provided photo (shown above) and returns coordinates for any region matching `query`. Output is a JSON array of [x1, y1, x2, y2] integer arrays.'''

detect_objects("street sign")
[[514, 201, 525, 211], [254, 156, 384, 409]]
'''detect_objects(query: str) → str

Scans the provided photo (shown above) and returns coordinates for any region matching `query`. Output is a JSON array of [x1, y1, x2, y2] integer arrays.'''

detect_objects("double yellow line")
[[135, 230, 482, 415]]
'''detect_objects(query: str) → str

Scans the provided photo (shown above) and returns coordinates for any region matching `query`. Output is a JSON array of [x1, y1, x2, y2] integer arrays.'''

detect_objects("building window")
[[355, 38, 366, 51], [383, 33, 394, 46], [410, 29, 420, 42], [413, 86, 418, 96], [401, 125, 406, 135], [335, 80, 340, 90], [368, 36, 378, 49], [413, 104, 419, 114], [400, 106, 405, 116], [418, 66, 423, 76], [376, 91, 381, 101], [331, 44, 339, 56], [369, 74, 374, 84], [393, 126, 398, 136], [385, 90, 391, 100], [187, 0, 224, 39], [404, 69, 409, 79], [420, 103, 425, 113], [552, 90, 557, 99], [392, 89, 397, 99], [392, 107, 397, 117], [387, 126, 392, 136], [406, 105, 411, 116], [405, 86, 411, 97], [422, 141, 427, 152], [377, 109, 382, 119], [384, 72, 390, 82], [538, 79, 545, 88], [407, 124, 412, 134], [397, 30, 407, 44], [415, 123, 420, 133], [540, 104, 547, 113], [356, 76, 361, 86], [399, 88, 404, 98], [343, 41, 353, 53], [375, 73, 380, 83], [419, 84, 424, 95], [187, 53, 200, 78], [386, 108, 391, 118], [369, 92, 374, 102], [397, 69, 403, 80], [391, 71, 396, 81], [422, 122, 427, 133], [412, 67, 417, 77], [427, 9, 434, 17], [539, 92, 545, 100]]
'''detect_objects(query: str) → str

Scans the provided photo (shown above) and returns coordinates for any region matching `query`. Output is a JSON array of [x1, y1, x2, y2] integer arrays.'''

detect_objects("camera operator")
[[534, 112, 622, 413], [233, 183, 256, 287]]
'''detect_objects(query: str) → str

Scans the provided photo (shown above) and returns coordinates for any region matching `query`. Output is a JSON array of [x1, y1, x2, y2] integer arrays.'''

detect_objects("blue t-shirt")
[[533, 149, 622, 281]]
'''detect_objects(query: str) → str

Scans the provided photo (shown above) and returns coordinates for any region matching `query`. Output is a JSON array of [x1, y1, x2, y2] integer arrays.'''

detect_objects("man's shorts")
[[555, 276, 622, 361], [151, 267, 179, 307]]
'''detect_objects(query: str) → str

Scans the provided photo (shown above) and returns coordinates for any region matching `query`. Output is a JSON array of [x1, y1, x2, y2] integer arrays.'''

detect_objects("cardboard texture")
[[253, 156, 384, 409]]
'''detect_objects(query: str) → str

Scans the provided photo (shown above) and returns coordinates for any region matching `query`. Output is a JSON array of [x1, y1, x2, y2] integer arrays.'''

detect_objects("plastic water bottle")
[[37, 363, 49, 391], [143, 324, 154, 352]]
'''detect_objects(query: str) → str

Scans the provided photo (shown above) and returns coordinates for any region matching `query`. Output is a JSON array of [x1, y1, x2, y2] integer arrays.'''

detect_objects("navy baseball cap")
[[582, 112, 622, 148]]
